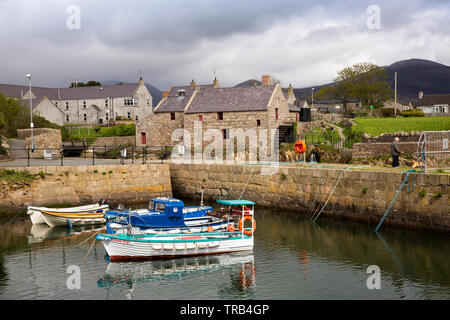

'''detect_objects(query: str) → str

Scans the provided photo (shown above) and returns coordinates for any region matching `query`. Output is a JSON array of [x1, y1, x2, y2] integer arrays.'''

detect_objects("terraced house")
[[136, 75, 301, 150], [0, 77, 153, 126]]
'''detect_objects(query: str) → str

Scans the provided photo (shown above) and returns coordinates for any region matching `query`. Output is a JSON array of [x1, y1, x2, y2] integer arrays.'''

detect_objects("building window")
[[217, 112, 223, 121], [170, 113, 175, 121], [135, 115, 139, 121], [105, 99, 108, 107], [275, 108, 279, 120], [66, 115, 69, 122], [105, 112, 109, 121], [65, 102, 69, 110], [83, 101, 87, 109], [124, 98, 138, 106], [147, 99, 150, 106], [222, 129, 229, 140], [141, 132, 147, 145], [83, 114, 87, 121], [127, 112, 131, 119], [54, 101, 58, 107], [256, 119, 261, 126], [198, 115, 203, 122]]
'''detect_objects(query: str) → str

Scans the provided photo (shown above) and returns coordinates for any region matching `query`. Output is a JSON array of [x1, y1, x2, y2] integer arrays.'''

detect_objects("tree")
[[315, 62, 393, 113], [70, 80, 102, 88]]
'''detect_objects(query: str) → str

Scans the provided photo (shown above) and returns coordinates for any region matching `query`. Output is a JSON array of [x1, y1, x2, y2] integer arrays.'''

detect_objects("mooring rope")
[[311, 169, 347, 223]]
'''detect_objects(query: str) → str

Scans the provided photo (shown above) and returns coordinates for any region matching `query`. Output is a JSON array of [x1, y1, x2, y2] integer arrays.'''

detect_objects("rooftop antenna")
[[139, 69, 144, 80]]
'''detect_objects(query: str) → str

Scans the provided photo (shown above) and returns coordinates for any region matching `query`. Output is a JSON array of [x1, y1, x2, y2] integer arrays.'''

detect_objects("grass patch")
[[0, 169, 37, 182], [353, 117, 450, 136]]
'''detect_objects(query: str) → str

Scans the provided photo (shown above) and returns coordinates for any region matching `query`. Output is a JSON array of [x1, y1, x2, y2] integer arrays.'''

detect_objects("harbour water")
[[0, 201, 449, 300]]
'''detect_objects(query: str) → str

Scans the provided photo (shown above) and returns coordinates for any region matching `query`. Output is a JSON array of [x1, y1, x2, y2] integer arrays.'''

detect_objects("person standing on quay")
[[391, 137, 401, 168]]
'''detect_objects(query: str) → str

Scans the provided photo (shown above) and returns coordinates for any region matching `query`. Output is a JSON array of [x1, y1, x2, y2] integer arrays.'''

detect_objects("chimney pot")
[[190, 79, 196, 88], [213, 77, 220, 88], [262, 74, 271, 86], [418, 90, 423, 99]]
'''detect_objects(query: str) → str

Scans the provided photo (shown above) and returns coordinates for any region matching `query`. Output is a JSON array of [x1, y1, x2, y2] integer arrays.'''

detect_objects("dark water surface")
[[0, 201, 449, 300]]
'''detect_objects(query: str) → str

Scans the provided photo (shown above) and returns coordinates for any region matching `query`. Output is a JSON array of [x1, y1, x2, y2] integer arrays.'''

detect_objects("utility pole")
[[26, 73, 34, 151], [394, 72, 397, 118], [312, 87, 315, 109]]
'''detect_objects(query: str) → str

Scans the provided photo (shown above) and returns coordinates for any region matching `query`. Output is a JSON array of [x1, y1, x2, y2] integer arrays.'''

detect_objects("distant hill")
[[236, 59, 450, 103]]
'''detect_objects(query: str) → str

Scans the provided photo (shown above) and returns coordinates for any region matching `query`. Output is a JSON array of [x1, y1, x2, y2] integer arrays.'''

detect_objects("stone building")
[[136, 75, 300, 151], [0, 77, 153, 126]]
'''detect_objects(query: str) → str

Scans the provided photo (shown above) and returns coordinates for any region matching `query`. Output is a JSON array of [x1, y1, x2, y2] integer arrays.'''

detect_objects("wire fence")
[[303, 134, 356, 149]]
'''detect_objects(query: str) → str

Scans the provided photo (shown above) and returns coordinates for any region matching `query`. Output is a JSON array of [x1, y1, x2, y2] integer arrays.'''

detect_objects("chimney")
[[213, 77, 220, 88], [190, 79, 196, 88], [287, 84, 294, 96], [162, 91, 169, 99], [138, 76, 144, 86], [261, 74, 271, 86], [418, 90, 423, 99]]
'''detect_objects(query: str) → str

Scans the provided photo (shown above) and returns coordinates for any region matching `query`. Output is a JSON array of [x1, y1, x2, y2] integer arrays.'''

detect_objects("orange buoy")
[[227, 224, 235, 232], [207, 226, 214, 232], [238, 215, 256, 236], [295, 140, 306, 154]]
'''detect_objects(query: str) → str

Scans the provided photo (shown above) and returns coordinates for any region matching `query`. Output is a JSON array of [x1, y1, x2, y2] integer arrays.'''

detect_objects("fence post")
[[27, 148, 30, 167], [61, 148, 64, 166], [92, 147, 95, 166], [131, 147, 134, 164]]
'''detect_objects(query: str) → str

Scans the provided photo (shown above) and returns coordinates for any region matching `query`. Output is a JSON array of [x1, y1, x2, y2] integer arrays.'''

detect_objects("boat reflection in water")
[[28, 223, 105, 244], [97, 252, 256, 298]]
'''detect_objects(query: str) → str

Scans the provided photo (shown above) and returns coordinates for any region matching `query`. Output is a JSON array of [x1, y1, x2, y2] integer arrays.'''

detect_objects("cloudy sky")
[[0, 0, 449, 90]]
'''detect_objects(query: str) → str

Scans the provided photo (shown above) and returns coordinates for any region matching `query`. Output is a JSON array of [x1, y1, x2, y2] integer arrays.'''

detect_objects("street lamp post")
[[26, 73, 34, 152], [311, 87, 315, 109]]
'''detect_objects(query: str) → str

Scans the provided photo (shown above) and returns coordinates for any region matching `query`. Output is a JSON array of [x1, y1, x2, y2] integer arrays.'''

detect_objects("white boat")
[[97, 231, 254, 261], [27, 201, 109, 226], [97, 199, 256, 261]]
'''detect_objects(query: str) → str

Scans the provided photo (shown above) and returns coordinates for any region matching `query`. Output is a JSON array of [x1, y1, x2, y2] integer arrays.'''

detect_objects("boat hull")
[[97, 233, 254, 261], [27, 204, 109, 226]]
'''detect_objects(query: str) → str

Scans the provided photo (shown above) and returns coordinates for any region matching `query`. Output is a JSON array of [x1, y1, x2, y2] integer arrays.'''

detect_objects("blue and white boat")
[[96, 200, 256, 261], [105, 197, 233, 235]]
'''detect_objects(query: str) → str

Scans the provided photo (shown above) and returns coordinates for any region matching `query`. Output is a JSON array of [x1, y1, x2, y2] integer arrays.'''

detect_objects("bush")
[[400, 110, 424, 117], [381, 108, 395, 117]]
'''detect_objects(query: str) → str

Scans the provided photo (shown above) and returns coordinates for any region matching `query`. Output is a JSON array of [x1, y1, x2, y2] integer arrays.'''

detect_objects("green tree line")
[[0, 93, 60, 138]]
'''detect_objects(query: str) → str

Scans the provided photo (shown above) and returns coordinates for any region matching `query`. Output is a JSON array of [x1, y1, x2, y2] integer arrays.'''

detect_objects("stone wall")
[[169, 163, 450, 233], [136, 111, 184, 147], [18, 128, 63, 159], [352, 131, 422, 158], [0, 163, 172, 212], [352, 142, 418, 159]]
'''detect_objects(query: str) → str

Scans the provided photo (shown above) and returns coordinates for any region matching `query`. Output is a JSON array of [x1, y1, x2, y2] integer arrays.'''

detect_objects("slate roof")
[[154, 86, 197, 113], [288, 104, 301, 112], [0, 84, 28, 98], [185, 85, 276, 114], [0, 83, 140, 101], [414, 94, 450, 107]]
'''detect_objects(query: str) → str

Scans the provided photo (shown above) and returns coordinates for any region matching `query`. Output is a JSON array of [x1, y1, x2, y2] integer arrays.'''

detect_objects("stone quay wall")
[[0, 163, 172, 212], [169, 163, 450, 233]]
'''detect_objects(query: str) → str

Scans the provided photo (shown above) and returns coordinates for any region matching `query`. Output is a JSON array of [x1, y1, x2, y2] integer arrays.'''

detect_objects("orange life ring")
[[295, 140, 306, 154], [238, 216, 256, 236], [207, 226, 214, 232]]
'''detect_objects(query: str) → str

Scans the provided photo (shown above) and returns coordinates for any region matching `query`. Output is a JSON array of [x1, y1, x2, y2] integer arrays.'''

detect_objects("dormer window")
[[177, 90, 186, 98]]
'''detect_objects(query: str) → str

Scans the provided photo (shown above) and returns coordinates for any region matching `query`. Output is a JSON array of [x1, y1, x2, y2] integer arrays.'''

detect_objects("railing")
[[303, 134, 356, 149], [4, 145, 173, 167]]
